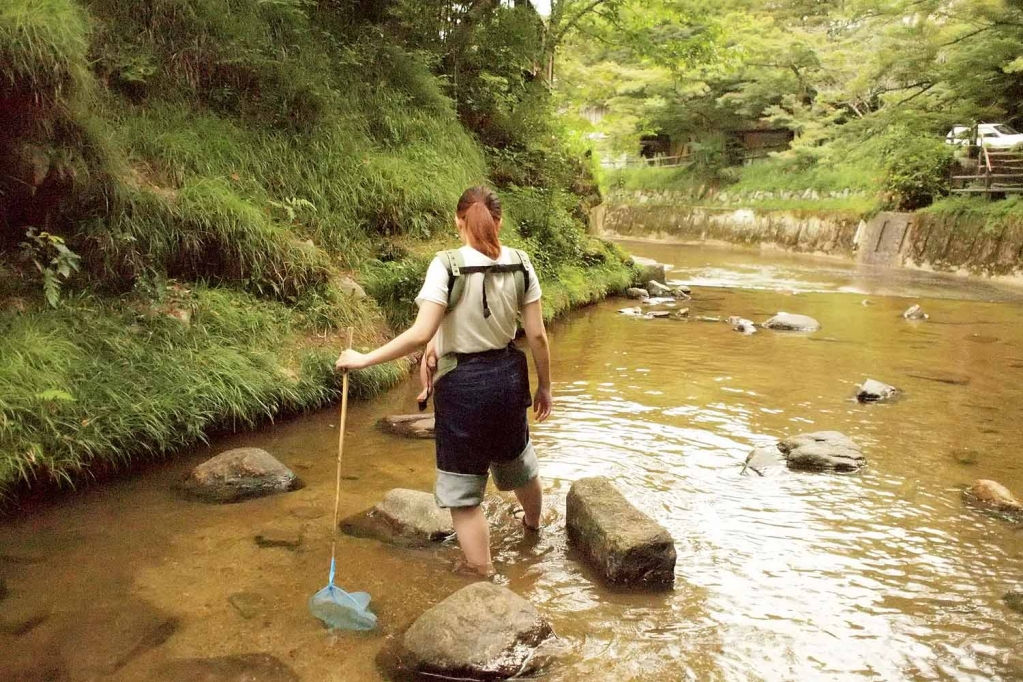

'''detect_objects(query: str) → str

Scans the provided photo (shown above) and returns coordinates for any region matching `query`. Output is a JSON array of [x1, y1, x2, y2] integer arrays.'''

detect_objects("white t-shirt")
[[416, 245, 542, 357]]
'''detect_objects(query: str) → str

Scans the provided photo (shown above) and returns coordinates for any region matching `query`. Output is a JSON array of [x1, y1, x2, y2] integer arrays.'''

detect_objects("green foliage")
[[558, 0, 1023, 203], [0, 0, 92, 99], [0, 0, 633, 499], [732, 157, 881, 195], [18, 229, 81, 307], [879, 127, 953, 210], [362, 253, 434, 331], [0, 287, 405, 497]]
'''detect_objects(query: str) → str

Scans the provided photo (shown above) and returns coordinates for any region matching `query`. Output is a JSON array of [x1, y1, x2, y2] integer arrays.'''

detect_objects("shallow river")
[[4, 242, 1023, 682]]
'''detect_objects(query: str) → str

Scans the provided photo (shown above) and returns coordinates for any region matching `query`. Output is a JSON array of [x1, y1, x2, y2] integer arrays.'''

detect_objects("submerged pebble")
[[153, 654, 299, 682]]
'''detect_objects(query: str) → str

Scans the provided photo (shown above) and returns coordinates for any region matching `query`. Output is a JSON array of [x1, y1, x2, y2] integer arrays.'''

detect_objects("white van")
[[946, 123, 1023, 149]]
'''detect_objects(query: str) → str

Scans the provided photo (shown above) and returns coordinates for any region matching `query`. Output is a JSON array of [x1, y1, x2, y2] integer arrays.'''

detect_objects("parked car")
[[945, 123, 1023, 149]]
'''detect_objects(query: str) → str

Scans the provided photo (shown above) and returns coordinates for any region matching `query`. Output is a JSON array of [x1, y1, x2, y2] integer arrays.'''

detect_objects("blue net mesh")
[[309, 559, 377, 631]]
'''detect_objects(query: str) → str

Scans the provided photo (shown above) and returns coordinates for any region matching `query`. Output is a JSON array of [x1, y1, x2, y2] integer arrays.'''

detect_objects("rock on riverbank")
[[566, 477, 676, 588], [177, 448, 302, 503], [401, 582, 553, 681]]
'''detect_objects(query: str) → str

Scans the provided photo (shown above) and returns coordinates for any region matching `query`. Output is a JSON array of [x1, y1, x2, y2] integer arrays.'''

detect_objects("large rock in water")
[[378, 414, 435, 439], [376, 488, 453, 539], [401, 582, 553, 681], [178, 448, 301, 503], [566, 477, 676, 588], [963, 479, 1023, 515], [856, 379, 899, 403], [341, 488, 454, 547], [634, 261, 666, 286], [647, 280, 673, 297], [625, 287, 649, 300], [763, 312, 821, 332], [779, 432, 865, 473]]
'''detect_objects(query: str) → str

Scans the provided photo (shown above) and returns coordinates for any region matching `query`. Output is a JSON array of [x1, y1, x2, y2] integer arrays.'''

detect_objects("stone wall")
[[905, 211, 1023, 277], [598, 197, 1023, 279], [600, 204, 864, 256]]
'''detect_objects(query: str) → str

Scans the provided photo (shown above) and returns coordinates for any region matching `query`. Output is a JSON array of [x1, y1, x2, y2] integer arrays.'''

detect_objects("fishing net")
[[310, 558, 377, 631]]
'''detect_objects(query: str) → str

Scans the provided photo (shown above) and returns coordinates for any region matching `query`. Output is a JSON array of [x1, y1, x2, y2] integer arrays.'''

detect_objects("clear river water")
[[3, 241, 1023, 681]]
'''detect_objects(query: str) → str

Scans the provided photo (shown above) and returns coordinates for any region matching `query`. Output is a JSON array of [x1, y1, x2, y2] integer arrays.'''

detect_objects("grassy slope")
[[0, 0, 634, 500], [602, 157, 883, 214]]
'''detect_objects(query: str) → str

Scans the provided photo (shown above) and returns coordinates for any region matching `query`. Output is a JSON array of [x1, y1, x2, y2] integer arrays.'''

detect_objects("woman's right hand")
[[533, 386, 553, 422], [416, 346, 437, 404]]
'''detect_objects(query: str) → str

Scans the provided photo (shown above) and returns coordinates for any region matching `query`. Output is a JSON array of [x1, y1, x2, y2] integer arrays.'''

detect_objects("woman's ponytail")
[[456, 186, 502, 259]]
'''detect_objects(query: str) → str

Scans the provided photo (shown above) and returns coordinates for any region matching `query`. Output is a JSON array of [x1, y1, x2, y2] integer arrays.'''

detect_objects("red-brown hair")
[[456, 186, 502, 259]]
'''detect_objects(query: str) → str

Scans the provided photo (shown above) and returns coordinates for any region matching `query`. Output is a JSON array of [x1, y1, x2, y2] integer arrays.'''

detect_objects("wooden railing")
[[950, 147, 1023, 194]]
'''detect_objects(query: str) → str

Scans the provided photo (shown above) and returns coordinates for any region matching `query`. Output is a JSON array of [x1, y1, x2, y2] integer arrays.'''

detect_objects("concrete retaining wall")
[[597, 201, 1023, 279]]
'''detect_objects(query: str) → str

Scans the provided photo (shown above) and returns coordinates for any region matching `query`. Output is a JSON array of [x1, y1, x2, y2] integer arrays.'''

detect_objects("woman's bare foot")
[[453, 556, 496, 579], [509, 505, 540, 532]]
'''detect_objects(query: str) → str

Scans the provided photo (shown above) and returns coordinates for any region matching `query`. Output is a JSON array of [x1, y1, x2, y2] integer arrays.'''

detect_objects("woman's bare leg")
[[513, 476, 543, 530], [450, 505, 492, 572]]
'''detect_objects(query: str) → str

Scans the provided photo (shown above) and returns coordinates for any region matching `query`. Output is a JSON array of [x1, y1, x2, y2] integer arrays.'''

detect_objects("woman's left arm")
[[335, 302, 446, 371]]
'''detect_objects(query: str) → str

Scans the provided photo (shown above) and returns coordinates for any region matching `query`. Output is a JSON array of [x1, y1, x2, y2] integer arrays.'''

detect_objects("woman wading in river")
[[335, 186, 553, 577]]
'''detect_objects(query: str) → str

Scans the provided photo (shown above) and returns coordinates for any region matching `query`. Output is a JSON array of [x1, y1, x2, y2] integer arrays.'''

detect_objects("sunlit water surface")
[[3, 242, 1023, 681]]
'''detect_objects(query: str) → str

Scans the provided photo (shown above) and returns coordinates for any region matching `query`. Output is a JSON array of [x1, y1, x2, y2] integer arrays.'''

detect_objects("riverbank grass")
[[0, 287, 406, 497]]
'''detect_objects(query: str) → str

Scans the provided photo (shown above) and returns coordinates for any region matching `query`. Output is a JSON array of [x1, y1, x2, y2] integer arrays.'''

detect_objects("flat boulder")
[[341, 488, 454, 546], [566, 477, 676, 588], [742, 446, 786, 477], [401, 582, 553, 681], [647, 280, 673, 297], [178, 448, 301, 503], [377, 488, 453, 539], [378, 414, 435, 439], [625, 287, 649, 300], [903, 304, 928, 320], [153, 654, 299, 682], [763, 312, 821, 332], [856, 379, 899, 403], [963, 479, 1023, 516], [779, 431, 865, 473], [618, 306, 644, 317]]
